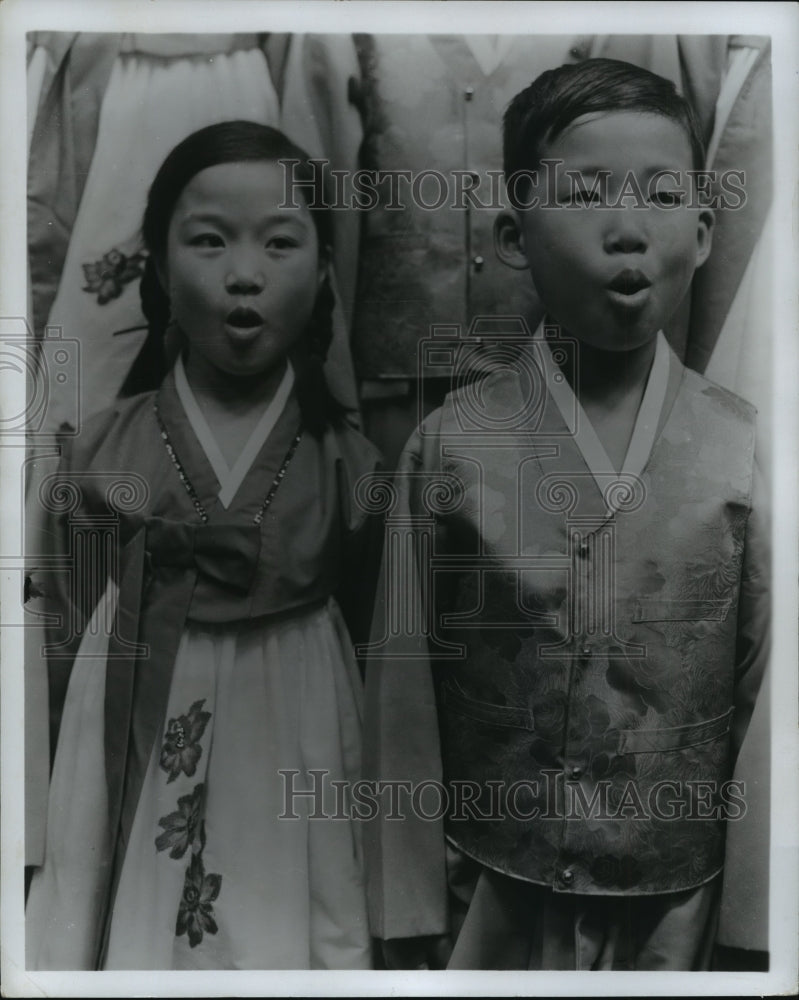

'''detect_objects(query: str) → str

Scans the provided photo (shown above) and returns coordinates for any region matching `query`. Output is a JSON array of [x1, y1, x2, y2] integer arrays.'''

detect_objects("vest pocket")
[[617, 706, 733, 754], [440, 679, 535, 730], [632, 598, 732, 622]]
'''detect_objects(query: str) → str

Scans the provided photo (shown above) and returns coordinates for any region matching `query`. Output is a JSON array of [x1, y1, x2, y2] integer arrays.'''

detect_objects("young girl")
[[26, 121, 382, 970]]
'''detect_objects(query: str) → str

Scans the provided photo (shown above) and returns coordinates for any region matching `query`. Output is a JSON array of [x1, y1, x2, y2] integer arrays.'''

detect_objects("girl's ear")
[[694, 207, 715, 269], [154, 252, 169, 294], [494, 211, 530, 271], [317, 244, 332, 291]]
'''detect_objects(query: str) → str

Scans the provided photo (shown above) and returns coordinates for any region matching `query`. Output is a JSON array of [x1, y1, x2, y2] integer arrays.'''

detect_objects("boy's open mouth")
[[607, 269, 652, 296]]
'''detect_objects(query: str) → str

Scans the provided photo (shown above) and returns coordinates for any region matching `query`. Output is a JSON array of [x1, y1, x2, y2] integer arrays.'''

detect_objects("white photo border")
[[1, 1, 797, 996]]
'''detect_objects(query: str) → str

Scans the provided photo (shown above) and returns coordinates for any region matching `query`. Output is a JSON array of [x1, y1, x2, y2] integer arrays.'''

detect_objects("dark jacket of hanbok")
[[28, 371, 383, 961]]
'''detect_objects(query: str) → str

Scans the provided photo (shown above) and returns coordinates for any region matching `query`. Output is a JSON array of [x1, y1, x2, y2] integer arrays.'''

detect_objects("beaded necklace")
[[154, 402, 303, 525]]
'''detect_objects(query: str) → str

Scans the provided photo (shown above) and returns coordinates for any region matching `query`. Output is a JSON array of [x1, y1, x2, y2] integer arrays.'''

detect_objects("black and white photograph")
[[1, 1, 797, 995]]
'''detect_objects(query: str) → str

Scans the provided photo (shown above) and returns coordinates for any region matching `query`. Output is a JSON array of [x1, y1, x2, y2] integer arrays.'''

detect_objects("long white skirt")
[[27, 594, 371, 970]]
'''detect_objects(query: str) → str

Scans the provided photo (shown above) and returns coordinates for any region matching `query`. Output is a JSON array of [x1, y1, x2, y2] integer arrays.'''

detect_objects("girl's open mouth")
[[226, 306, 264, 328], [225, 306, 264, 342]]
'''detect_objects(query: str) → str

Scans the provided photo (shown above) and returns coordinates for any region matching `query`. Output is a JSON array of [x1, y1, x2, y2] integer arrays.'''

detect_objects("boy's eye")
[[561, 189, 601, 207], [650, 190, 685, 207], [190, 233, 225, 248]]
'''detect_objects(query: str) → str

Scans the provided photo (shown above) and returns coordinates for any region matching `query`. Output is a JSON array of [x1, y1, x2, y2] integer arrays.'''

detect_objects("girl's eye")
[[266, 236, 297, 251], [190, 233, 225, 248]]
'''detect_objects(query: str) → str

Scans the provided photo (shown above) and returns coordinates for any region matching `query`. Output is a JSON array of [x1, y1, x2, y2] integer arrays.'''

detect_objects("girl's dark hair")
[[123, 120, 343, 436], [503, 58, 706, 205]]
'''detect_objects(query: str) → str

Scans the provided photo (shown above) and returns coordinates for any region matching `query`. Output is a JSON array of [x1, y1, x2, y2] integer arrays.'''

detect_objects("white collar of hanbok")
[[174, 354, 295, 509], [533, 320, 671, 484]]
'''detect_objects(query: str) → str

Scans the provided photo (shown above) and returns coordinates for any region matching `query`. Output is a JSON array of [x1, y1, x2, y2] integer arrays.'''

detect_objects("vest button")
[[561, 869, 574, 885], [472, 255, 485, 272], [571, 766, 583, 779]]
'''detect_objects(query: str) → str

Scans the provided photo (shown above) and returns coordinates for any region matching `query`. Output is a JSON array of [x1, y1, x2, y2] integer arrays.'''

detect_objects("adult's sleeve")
[[718, 460, 771, 953], [361, 422, 450, 940]]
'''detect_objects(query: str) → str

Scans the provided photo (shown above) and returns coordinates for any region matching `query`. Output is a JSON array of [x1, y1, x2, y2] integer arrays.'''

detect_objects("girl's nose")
[[225, 256, 265, 294]]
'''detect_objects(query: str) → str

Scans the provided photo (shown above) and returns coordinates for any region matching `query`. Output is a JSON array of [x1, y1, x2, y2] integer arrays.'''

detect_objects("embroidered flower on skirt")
[[81, 248, 146, 304], [160, 699, 212, 782], [155, 783, 205, 859], [177, 849, 222, 948]]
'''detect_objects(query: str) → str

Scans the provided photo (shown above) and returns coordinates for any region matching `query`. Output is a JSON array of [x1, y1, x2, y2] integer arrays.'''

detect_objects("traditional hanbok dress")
[[27, 358, 382, 970], [363, 321, 769, 969]]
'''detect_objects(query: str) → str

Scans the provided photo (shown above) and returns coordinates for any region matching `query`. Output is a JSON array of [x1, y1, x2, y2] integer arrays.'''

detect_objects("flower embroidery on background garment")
[[160, 699, 212, 782], [82, 248, 146, 304]]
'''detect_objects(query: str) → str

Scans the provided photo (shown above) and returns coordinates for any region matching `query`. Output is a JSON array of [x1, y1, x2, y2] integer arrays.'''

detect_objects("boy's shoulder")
[[676, 362, 758, 425], [439, 364, 529, 425]]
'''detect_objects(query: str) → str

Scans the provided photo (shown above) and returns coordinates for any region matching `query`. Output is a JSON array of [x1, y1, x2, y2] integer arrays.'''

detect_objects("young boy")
[[362, 59, 769, 971]]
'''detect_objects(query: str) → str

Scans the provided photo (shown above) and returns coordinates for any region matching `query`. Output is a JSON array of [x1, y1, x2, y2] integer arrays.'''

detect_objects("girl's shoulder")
[[60, 390, 159, 472], [325, 414, 384, 477]]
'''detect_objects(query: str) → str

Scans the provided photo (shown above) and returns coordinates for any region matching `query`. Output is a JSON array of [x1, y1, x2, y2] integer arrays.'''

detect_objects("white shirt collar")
[[532, 321, 670, 487]]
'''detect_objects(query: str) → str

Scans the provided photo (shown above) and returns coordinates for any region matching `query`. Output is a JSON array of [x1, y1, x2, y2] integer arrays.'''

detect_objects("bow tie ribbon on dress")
[[143, 516, 262, 594]]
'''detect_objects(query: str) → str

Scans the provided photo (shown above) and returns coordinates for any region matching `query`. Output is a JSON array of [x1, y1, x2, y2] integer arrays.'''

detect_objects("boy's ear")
[[695, 207, 715, 268], [494, 211, 530, 271]]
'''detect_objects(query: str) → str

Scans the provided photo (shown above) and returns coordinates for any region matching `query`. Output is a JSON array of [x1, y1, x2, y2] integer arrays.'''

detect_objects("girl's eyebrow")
[[179, 211, 228, 226], [179, 211, 310, 228]]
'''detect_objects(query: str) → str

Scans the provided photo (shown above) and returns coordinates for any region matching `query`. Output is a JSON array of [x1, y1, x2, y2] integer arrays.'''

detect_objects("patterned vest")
[[424, 357, 756, 894]]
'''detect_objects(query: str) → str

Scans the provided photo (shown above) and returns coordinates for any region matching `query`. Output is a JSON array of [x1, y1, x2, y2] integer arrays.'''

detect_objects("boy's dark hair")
[[122, 120, 342, 436], [503, 58, 706, 195]]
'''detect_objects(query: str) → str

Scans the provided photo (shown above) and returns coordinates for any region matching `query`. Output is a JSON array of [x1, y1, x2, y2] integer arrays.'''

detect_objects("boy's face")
[[499, 111, 714, 351]]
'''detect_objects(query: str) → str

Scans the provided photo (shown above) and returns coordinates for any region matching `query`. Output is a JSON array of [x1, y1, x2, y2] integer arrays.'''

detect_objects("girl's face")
[[160, 160, 326, 383]]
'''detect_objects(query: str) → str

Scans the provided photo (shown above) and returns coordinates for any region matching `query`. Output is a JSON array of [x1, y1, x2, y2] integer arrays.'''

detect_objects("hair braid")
[[119, 255, 169, 396], [294, 272, 346, 436]]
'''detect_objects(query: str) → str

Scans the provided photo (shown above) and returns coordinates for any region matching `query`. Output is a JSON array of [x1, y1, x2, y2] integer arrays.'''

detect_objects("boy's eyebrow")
[[563, 165, 688, 180]]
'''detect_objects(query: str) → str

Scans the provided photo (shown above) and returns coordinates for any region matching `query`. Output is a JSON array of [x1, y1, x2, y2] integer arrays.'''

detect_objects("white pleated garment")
[[105, 601, 370, 970], [26, 584, 117, 970]]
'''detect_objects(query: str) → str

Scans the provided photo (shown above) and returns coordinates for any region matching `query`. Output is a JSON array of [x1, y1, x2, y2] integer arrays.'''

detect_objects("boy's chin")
[[571, 325, 662, 353]]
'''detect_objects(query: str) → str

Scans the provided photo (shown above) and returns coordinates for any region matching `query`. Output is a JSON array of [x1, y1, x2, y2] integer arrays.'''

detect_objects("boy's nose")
[[603, 213, 648, 254]]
